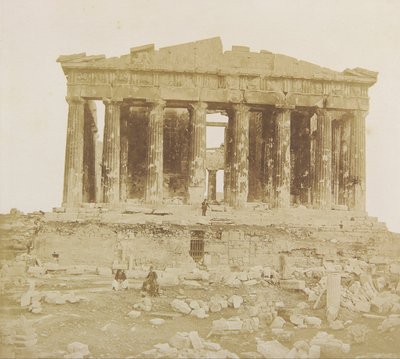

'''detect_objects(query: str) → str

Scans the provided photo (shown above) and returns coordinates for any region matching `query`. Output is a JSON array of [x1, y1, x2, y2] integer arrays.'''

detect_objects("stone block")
[[243, 279, 258, 286], [169, 332, 191, 349], [171, 299, 191, 314], [203, 341, 221, 351], [190, 308, 207, 319], [228, 295, 243, 309], [305, 316, 322, 328], [289, 314, 305, 326], [329, 320, 344, 330], [189, 300, 200, 310], [257, 340, 289, 359], [270, 316, 285, 329], [189, 331, 203, 350]]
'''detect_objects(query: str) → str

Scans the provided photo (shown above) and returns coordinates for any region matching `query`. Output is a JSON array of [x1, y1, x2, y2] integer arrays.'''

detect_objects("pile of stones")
[[140, 331, 238, 359]]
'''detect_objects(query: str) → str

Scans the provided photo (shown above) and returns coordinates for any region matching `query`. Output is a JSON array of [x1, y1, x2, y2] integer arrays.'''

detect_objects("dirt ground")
[[1, 271, 400, 359]]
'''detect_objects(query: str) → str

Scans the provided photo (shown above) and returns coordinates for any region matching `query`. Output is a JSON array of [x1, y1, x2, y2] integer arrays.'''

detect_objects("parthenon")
[[57, 37, 377, 211]]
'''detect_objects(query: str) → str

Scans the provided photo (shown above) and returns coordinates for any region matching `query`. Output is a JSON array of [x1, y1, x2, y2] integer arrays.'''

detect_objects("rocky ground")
[[1, 212, 400, 358]]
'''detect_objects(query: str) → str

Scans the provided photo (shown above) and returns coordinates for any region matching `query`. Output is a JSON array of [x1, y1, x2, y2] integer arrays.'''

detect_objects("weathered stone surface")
[[270, 316, 286, 329], [188, 331, 203, 350], [171, 299, 191, 314], [169, 332, 191, 350], [257, 340, 289, 359], [228, 295, 243, 309], [305, 316, 322, 328]]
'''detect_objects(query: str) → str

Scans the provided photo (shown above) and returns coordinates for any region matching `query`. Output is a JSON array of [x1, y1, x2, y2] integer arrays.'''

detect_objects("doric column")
[[224, 121, 232, 204], [145, 99, 165, 205], [313, 109, 332, 209], [82, 101, 98, 203], [119, 104, 129, 202], [262, 110, 275, 205], [332, 119, 341, 206], [188, 102, 207, 204], [339, 118, 351, 207], [102, 98, 121, 204], [63, 96, 85, 208], [229, 103, 250, 209], [208, 170, 217, 201], [349, 110, 367, 211], [273, 106, 292, 208]]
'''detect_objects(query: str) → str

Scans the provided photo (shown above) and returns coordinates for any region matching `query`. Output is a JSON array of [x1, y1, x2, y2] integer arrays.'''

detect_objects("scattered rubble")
[[141, 331, 238, 358]]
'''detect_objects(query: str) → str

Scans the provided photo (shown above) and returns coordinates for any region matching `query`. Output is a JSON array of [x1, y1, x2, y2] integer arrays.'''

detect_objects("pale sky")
[[0, 0, 399, 232]]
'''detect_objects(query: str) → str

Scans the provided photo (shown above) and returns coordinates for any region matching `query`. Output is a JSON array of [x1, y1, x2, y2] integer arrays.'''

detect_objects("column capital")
[[102, 98, 123, 106], [352, 109, 369, 117], [231, 103, 250, 113], [147, 98, 166, 110], [65, 96, 84, 105], [189, 101, 208, 112], [314, 108, 333, 120]]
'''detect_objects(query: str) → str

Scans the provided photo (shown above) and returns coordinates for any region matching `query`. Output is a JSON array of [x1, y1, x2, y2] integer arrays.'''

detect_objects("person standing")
[[201, 199, 210, 216]]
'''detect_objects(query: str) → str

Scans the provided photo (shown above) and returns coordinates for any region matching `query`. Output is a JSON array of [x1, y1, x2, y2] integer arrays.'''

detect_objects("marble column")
[[313, 109, 332, 209], [82, 101, 98, 203], [188, 102, 207, 204], [350, 110, 367, 211], [229, 104, 250, 209], [339, 118, 351, 207], [119, 104, 129, 202], [63, 96, 85, 208], [262, 110, 275, 205], [208, 170, 217, 201], [102, 98, 121, 204], [224, 121, 232, 204], [332, 119, 341, 206], [273, 106, 292, 208], [145, 99, 165, 205]]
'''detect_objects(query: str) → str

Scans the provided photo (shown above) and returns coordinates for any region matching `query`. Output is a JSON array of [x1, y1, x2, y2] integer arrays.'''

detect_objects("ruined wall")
[[36, 217, 399, 270], [163, 109, 190, 201]]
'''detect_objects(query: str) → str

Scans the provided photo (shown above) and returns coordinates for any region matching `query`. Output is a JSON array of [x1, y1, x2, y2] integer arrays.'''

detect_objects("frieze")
[[114, 71, 130, 84], [67, 69, 370, 99]]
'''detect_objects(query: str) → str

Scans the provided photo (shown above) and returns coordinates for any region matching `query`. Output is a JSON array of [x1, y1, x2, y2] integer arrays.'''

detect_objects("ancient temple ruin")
[[57, 37, 377, 210]]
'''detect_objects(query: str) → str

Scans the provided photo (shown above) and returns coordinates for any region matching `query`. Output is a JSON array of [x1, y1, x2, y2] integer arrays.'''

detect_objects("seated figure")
[[141, 266, 159, 297], [112, 269, 128, 291]]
